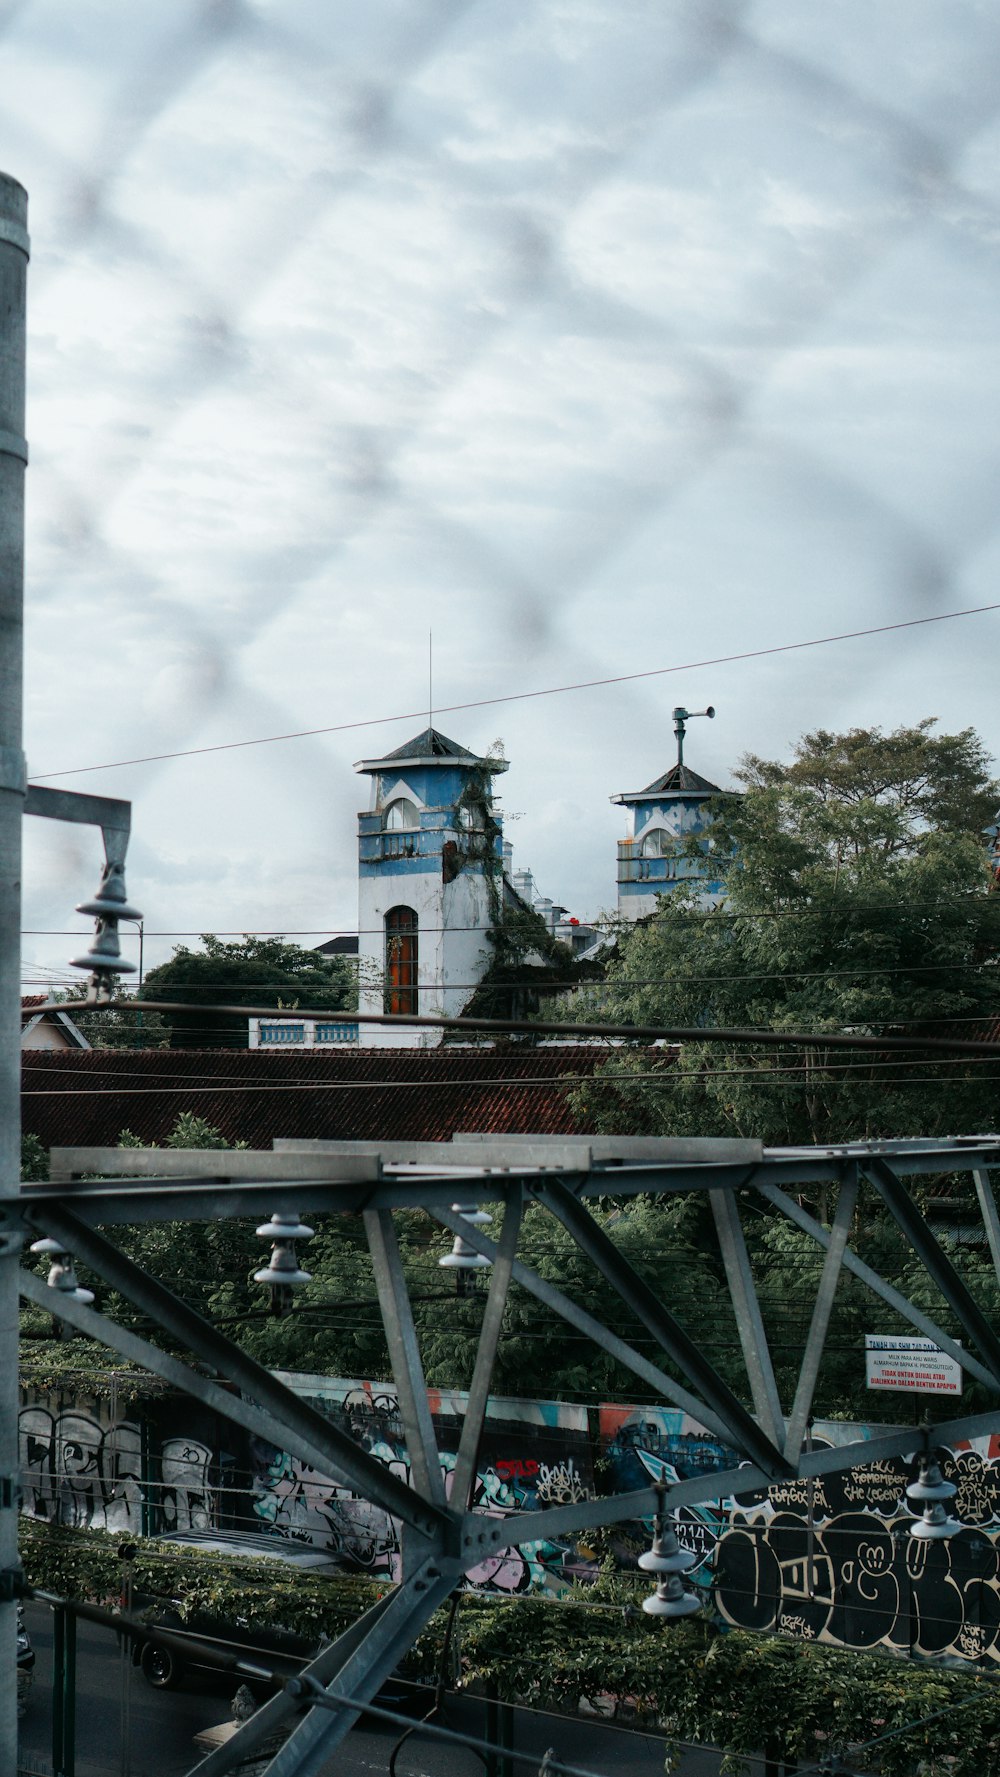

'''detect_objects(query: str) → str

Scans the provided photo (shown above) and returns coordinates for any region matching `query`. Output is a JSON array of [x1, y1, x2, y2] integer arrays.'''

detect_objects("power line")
[[29, 601, 1000, 780], [23, 961, 1000, 992], [22, 884, 1000, 938], [38, 996, 1000, 1057]]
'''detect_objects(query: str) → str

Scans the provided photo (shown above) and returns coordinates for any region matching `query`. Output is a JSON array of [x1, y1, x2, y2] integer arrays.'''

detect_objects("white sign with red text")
[[864, 1334, 962, 1395]]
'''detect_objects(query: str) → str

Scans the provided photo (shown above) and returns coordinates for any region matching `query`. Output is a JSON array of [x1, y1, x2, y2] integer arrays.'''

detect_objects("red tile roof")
[[20, 1044, 621, 1150]]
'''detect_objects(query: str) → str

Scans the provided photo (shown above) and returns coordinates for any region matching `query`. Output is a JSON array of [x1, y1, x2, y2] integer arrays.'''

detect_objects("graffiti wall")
[[250, 1373, 597, 1594], [21, 1377, 1000, 1649], [19, 1398, 144, 1532], [601, 1403, 1000, 1669], [18, 1374, 596, 1596], [18, 1389, 238, 1537]]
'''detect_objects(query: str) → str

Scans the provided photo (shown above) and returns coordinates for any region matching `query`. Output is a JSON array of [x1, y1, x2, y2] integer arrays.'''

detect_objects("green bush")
[[20, 1523, 1000, 1774]]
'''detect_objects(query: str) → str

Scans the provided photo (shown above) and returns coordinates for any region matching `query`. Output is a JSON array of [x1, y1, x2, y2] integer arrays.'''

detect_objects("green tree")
[[571, 720, 1000, 1149], [738, 719, 999, 857], [50, 987, 170, 1050], [139, 934, 357, 1048]]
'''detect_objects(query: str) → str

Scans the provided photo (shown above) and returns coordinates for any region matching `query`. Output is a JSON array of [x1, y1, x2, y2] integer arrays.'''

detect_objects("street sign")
[[864, 1334, 962, 1395]]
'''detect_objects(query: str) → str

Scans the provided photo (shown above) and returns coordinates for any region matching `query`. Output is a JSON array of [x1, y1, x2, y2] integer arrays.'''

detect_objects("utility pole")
[[0, 169, 28, 1769]]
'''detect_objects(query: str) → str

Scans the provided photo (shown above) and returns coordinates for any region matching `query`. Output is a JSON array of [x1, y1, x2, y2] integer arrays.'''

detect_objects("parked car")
[[17, 1605, 34, 1674], [130, 1530, 425, 1715]]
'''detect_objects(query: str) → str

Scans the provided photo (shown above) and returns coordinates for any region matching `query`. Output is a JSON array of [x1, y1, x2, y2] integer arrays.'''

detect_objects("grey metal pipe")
[[0, 167, 28, 1770]]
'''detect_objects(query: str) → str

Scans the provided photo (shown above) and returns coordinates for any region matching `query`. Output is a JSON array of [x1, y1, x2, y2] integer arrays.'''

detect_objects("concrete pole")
[[0, 170, 28, 1765]]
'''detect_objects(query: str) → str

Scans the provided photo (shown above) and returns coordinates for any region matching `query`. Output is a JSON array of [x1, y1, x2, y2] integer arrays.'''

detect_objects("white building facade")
[[354, 727, 508, 1049]]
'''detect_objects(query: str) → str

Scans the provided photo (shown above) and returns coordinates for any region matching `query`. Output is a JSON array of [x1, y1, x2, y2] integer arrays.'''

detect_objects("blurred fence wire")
[[7, 0, 1000, 965]]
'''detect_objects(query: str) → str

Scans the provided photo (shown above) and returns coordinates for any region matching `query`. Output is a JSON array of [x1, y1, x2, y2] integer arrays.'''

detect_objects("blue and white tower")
[[355, 727, 507, 1046], [612, 707, 728, 921]]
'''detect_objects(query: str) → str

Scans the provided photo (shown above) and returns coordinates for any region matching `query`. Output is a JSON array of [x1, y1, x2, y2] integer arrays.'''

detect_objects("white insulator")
[[439, 1234, 491, 1271], [46, 1257, 95, 1305], [253, 1242, 311, 1288], [255, 1211, 314, 1242], [642, 1573, 702, 1618]]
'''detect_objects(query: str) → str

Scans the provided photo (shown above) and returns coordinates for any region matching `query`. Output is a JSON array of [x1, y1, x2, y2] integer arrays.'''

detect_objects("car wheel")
[[141, 1642, 182, 1689]]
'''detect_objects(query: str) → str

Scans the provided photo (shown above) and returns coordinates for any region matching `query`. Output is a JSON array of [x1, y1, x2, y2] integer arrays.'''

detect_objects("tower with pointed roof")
[[612, 707, 729, 920], [355, 727, 508, 1046]]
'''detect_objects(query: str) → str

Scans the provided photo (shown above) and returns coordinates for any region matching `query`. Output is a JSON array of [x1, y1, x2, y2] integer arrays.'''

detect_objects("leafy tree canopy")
[[571, 720, 1000, 1149], [139, 934, 357, 1048], [736, 719, 999, 862]]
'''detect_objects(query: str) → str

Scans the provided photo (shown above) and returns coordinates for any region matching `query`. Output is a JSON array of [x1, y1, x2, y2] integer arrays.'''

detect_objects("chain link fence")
[[5, 0, 998, 982]]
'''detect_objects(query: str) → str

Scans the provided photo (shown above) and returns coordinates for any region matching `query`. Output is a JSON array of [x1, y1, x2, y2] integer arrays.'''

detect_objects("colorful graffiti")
[[250, 1373, 597, 1594], [601, 1404, 1000, 1668], [22, 1377, 1000, 1651]]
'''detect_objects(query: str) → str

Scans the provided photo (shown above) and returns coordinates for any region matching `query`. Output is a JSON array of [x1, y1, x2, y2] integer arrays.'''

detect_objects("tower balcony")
[[617, 839, 682, 886]]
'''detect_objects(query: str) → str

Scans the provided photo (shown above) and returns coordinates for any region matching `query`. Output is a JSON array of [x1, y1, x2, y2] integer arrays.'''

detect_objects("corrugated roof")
[[20, 1044, 621, 1150]]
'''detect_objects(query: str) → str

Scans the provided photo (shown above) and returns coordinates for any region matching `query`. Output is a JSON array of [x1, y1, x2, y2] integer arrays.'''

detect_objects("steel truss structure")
[[11, 1130, 1000, 1776]]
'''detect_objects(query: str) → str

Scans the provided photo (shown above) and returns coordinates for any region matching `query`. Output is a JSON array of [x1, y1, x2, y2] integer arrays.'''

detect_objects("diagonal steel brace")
[[755, 1180, 997, 1390], [364, 1209, 446, 1508], [863, 1156, 1000, 1384], [431, 1209, 736, 1442], [26, 1206, 450, 1538], [534, 1179, 793, 1477]]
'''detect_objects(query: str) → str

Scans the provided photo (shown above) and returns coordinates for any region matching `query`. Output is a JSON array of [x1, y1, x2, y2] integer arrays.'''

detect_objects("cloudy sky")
[[6, 0, 1000, 987]]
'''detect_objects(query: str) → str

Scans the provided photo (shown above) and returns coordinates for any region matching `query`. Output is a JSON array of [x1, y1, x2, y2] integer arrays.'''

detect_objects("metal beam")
[[182, 1587, 397, 1773], [432, 1208, 737, 1443], [973, 1168, 1000, 1294], [0, 166, 28, 1777], [534, 1180, 792, 1477], [279, 1134, 765, 1166], [783, 1167, 858, 1461], [756, 1180, 997, 1391], [463, 1403, 1000, 1555], [25, 1209, 450, 1538], [186, 1561, 459, 1777], [364, 1209, 445, 1509], [258, 1562, 460, 1777], [710, 1181, 784, 1447], [24, 784, 130, 863], [452, 1189, 523, 1512], [48, 992, 1000, 1056], [864, 1156, 1000, 1383], [46, 1147, 382, 1183]]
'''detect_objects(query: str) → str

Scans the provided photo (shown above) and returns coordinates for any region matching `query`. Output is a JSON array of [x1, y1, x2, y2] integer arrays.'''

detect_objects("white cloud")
[[0, 0, 996, 981]]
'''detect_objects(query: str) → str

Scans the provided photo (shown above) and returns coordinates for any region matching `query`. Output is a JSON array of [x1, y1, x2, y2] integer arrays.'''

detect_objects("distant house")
[[20, 995, 90, 1053]]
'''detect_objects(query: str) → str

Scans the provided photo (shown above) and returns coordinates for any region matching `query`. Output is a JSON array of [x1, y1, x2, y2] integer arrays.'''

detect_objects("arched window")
[[640, 827, 673, 858], [384, 797, 420, 830], [384, 906, 418, 1016]]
